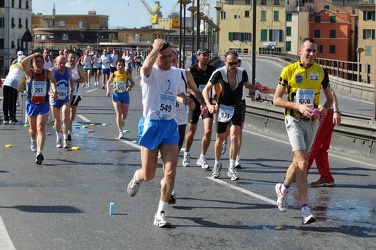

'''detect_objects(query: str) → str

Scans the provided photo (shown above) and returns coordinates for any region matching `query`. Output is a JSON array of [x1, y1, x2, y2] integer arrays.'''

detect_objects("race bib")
[[115, 81, 126, 93], [57, 85, 68, 100], [295, 89, 314, 109], [218, 104, 235, 123], [157, 93, 176, 120], [199, 84, 206, 92], [31, 81, 47, 104]]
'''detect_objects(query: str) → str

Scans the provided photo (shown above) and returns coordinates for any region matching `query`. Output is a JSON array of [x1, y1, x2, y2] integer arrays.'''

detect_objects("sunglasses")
[[227, 61, 238, 66]]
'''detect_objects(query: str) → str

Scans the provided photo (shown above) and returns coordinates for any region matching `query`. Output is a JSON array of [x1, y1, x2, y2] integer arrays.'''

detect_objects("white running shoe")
[[227, 167, 240, 181], [56, 139, 62, 148], [63, 139, 69, 149], [212, 162, 222, 178], [118, 131, 124, 139], [275, 183, 288, 212], [197, 157, 210, 170], [153, 211, 171, 228], [182, 151, 190, 167], [301, 206, 316, 225], [127, 170, 141, 197], [30, 139, 37, 152]]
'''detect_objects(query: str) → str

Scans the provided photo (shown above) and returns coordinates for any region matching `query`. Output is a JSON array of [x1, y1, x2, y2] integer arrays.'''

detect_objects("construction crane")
[[139, 0, 163, 25]]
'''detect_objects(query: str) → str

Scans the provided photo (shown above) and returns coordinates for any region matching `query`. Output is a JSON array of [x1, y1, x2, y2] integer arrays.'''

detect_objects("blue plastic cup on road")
[[109, 203, 114, 215]]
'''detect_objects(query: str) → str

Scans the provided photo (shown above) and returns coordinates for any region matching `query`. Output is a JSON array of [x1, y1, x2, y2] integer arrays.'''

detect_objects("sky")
[[32, 0, 197, 29]]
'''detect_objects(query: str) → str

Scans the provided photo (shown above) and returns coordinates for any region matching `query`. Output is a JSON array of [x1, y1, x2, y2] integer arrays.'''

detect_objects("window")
[[243, 48, 249, 54], [228, 32, 252, 41], [261, 29, 268, 41], [261, 11, 266, 21], [18, 18, 22, 28], [363, 29, 375, 39], [286, 41, 291, 51], [49, 19, 54, 27], [11, 0, 14, 8], [324, 5, 329, 10], [0, 18, 4, 28], [19, 0, 21, 8], [26, 1, 29, 9], [273, 11, 279, 21], [286, 27, 292, 36], [0, 1, 4, 7], [62, 33, 69, 41], [228, 0, 234, 4], [269, 29, 283, 41], [261, 0, 266, 5], [274, 0, 280, 4], [365, 46, 372, 56], [220, 11, 226, 20], [329, 45, 336, 54], [11, 18, 15, 28], [11, 41, 15, 49], [48, 34, 54, 40], [79, 21, 83, 29], [314, 30, 320, 38], [245, 11, 250, 18], [363, 11, 375, 21], [318, 45, 323, 53], [315, 16, 320, 23], [245, 0, 251, 4], [58, 20, 65, 27], [0, 39, 4, 49], [330, 16, 336, 23], [40, 34, 46, 40], [286, 14, 292, 22], [330, 30, 336, 38], [25, 19, 28, 29], [234, 14, 240, 19]]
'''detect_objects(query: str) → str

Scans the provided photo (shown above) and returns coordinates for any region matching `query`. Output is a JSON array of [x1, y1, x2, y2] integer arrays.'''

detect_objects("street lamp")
[[188, 5, 197, 56], [357, 47, 365, 83], [179, 0, 192, 68], [97, 35, 103, 49]]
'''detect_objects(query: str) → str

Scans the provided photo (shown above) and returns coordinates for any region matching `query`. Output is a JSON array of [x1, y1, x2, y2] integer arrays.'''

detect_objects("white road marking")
[[207, 177, 276, 205], [86, 88, 97, 93], [77, 115, 91, 123], [0, 216, 16, 250]]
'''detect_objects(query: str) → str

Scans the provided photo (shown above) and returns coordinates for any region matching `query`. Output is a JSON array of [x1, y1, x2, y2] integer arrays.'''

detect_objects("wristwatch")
[[334, 110, 342, 115]]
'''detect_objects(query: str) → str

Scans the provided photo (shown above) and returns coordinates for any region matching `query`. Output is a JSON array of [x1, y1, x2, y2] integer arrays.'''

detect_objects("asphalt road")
[[1, 62, 375, 249]]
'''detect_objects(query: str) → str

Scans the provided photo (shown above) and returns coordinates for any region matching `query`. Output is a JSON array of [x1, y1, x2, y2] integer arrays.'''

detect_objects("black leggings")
[[2, 86, 18, 121]]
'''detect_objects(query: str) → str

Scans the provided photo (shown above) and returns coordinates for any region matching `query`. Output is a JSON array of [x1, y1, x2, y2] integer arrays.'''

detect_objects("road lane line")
[[0, 216, 16, 250], [86, 88, 97, 93], [206, 177, 276, 205], [77, 115, 91, 123]]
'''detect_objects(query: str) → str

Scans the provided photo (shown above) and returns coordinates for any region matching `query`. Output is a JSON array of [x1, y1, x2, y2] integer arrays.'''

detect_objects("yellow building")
[[215, 0, 286, 56]]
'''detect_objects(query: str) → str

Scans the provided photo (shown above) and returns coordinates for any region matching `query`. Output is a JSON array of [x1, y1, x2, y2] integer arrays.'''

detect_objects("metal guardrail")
[[244, 96, 376, 159]]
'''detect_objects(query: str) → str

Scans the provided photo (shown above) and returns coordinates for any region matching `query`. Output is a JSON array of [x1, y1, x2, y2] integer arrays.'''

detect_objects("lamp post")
[[357, 47, 365, 83], [201, 15, 209, 49], [179, 0, 191, 68], [97, 35, 103, 49], [188, 5, 197, 56]]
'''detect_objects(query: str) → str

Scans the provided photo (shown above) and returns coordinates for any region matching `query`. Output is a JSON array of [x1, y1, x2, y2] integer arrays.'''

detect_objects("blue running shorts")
[[113, 92, 130, 104], [102, 68, 110, 75], [139, 119, 179, 150], [26, 101, 50, 117]]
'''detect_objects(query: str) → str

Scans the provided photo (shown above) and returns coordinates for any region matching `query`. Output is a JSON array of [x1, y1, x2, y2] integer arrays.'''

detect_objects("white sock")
[[229, 160, 236, 168], [200, 154, 205, 160], [37, 150, 42, 155], [56, 132, 62, 139], [63, 134, 68, 140], [157, 201, 168, 214], [215, 160, 221, 165]]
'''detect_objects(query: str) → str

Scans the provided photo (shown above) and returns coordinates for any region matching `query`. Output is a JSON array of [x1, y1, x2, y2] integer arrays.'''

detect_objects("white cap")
[[17, 51, 23, 55]]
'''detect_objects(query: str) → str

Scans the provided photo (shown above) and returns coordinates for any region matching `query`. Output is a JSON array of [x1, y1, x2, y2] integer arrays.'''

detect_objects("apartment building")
[[0, 0, 32, 76]]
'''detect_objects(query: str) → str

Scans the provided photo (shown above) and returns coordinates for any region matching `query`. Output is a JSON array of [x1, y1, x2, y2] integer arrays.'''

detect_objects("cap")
[[17, 51, 23, 56], [197, 48, 211, 55], [49, 52, 53, 55]]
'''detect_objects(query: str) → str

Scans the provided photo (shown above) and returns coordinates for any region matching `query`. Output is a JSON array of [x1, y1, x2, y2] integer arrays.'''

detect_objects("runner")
[[50, 55, 74, 149], [127, 39, 195, 228], [92, 50, 101, 86], [106, 58, 135, 139], [81, 49, 92, 88], [99, 49, 112, 89], [67, 52, 85, 141], [21, 52, 56, 164]]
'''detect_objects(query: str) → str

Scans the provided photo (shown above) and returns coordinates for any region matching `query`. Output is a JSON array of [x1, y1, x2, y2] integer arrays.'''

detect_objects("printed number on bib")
[[31, 81, 47, 104], [57, 85, 68, 100], [295, 89, 314, 108], [115, 81, 126, 93], [218, 104, 234, 123], [157, 93, 176, 120]]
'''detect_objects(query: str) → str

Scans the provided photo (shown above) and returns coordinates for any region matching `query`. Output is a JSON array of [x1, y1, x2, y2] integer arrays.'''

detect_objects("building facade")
[[0, 0, 32, 76]]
